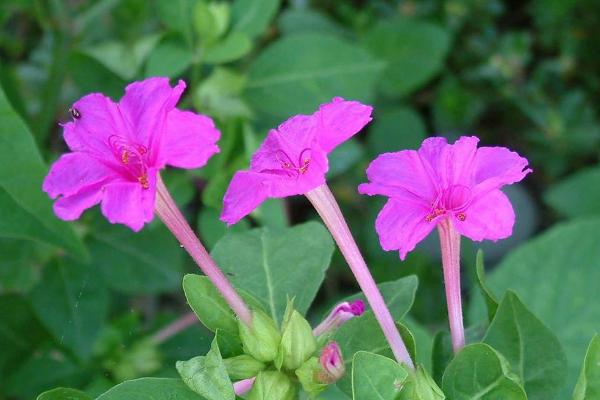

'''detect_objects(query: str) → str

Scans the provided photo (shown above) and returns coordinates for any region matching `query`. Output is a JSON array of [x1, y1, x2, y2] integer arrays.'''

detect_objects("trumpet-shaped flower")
[[220, 97, 372, 225], [359, 136, 532, 260], [43, 77, 220, 231]]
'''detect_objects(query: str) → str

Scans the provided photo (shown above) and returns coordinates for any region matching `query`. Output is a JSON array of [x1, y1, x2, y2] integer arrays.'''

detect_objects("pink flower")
[[43, 77, 220, 231], [318, 342, 345, 383], [220, 97, 372, 225], [359, 136, 531, 260], [313, 299, 365, 337]]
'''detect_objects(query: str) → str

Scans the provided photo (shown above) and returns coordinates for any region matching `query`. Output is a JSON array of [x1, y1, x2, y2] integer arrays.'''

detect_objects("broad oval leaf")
[[231, 0, 281, 39], [96, 378, 202, 400], [362, 19, 450, 97], [211, 222, 334, 323], [37, 387, 92, 400], [0, 86, 87, 260], [442, 343, 527, 400], [483, 291, 567, 400], [470, 218, 600, 396], [573, 335, 600, 400], [544, 166, 600, 219], [29, 260, 109, 361], [352, 351, 408, 400], [176, 336, 234, 400], [245, 33, 383, 120]]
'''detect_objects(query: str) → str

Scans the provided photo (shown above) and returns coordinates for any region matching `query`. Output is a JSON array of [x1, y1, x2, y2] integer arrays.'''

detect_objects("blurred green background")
[[1, 0, 599, 399]]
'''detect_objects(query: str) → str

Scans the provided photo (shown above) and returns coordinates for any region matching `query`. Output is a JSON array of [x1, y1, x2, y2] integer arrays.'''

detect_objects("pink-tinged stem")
[[233, 377, 255, 396], [155, 175, 252, 327], [151, 312, 198, 344], [437, 219, 465, 353], [306, 184, 414, 369]]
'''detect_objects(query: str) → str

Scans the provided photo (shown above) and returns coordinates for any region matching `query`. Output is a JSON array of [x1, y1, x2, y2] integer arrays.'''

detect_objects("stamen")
[[138, 175, 149, 189], [121, 151, 130, 164], [456, 212, 466, 221]]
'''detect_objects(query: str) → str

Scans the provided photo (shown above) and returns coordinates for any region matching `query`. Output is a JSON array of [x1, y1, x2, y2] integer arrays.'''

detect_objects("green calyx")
[[275, 300, 317, 371], [223, 354, 267, 380], [295, 357, 328, 398], [247, 371, 298, 400], [397, 364, 445, 400], [239, 309, 282, 362]]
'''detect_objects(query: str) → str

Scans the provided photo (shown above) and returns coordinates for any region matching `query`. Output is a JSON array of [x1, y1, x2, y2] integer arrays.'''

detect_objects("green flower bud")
[[239, 309, 281, 362], [276, 308, 317, 371], [295, 357, 327, 398], [247, 371, 297, 400], [223, 354, 266, 380]]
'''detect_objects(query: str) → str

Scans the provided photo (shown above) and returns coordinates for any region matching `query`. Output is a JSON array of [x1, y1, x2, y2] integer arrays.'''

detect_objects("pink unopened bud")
[[318, 342, 345, 383], [313, 299, 365, 337]]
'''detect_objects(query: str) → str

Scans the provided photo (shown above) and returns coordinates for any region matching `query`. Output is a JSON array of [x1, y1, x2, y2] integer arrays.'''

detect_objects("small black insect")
[[69, 107, 81, 119]]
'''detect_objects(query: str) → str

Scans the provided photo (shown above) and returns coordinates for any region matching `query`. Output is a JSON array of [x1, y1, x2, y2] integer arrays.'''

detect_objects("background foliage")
[[0, 0, 599, 399]]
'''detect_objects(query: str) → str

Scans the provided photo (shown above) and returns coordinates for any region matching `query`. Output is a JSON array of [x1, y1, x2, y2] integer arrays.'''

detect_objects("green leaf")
[[145, 35, 193, 77], [0, 239, 42, 293], [37, 387, 92, 400], [245, 33, 383, 120], [352, 351, 408, 400], [367, 107, 427, 156], [88, 221, 184, 294], [333, 276, 418, 395], [396, 322, 417, 363], [475, 250, 499, 322], [362, 19, 450, 97], [432, 76, 484, 132], [278, 9, 345, 37], [29, 260, 109, 360], [156, 0, 195, 43], [0, 295, 45, 385], [96, 378, 202, 400], [573, 335, 600, 400], [544, 166, 600, 218], [176, 335, 234, 400], [82, 35, 161, 80], [211, 222, 334, 323], [5, 351, 84, 399], [442, 343, 527, 399], [483, 291, 567, 399], [182, 274, 238, 335], [469, 218, 600, 395], [204, 32, 252, 64], [198, 207, 250, 250], [328, 139, 364, 178], [0, 85, 87, 260], [231, 0, 281, 39]]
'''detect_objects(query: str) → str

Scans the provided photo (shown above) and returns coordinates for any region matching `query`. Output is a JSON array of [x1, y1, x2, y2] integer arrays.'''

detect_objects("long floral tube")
[[151, 312, 198, 344], [437, 219, 465, 353], [155, 175, 253, 327], [306, 184, 415, 369]]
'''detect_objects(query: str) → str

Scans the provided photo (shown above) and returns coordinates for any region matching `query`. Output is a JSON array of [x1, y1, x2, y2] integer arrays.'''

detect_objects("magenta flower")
[[43, 77, 220, 231], [360, 136, 531, 353], [220, 97, 372, 225], [313, 299, 365, 337], [318, 342, 345, 383], [222, 99, 415, 369], [359, 136, 532, 260]]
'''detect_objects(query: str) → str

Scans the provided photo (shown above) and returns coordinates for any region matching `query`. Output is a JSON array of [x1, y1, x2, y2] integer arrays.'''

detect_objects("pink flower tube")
[[43, 77, 252, 326], [221, 97, 414, 368], [359, 136, 532, 352]]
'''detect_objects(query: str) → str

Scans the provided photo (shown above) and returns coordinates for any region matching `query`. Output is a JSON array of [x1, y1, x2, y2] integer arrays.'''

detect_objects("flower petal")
[[454, 189, 515, 242], [161, 109, 220, 168], [119, 77, 186, 162], [63, 93, 128, 155], [220, 171, 270, 226], [417, 136, 480, 188], [316, 97, 373, 153], [251, 115, 318, 173], [359, 151, 436, 201], [472, 146, 532, 197], [43, 153, 114, 198], [375, 198, 435, 260], [53, 181, 105, 221], [100, 170, 156, 231]]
